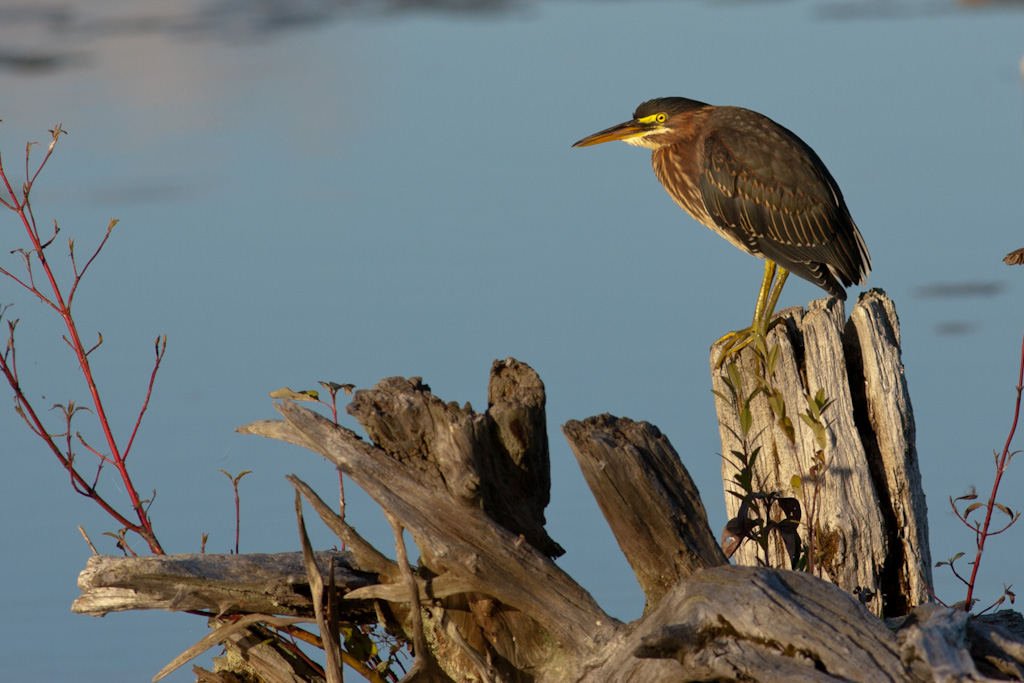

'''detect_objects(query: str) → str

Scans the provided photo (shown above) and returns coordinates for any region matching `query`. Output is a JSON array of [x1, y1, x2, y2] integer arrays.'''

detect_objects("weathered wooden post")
[[710, 289, 931, 616]]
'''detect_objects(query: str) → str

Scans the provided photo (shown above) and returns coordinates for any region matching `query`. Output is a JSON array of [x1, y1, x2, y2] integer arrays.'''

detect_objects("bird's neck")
[[652, 145, 713, 227]]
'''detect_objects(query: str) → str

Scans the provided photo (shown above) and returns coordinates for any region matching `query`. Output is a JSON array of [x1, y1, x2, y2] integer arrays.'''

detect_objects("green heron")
[[573, 97, 871, 362]]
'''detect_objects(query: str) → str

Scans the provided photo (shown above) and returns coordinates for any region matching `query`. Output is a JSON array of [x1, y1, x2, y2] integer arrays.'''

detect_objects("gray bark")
[[562, 414, 727, 613], [72, 551, 374, 618]]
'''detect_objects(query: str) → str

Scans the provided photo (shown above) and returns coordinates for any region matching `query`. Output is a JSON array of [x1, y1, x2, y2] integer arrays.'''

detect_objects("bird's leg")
[[750, 260, 778, 337], [757, 266, 789, 336], [714, 261, 790, 368]]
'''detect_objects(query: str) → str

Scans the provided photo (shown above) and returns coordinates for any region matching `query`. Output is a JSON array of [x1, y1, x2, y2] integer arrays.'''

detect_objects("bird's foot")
[[714, 327, 756, 368], [713, 316, 784, 369]]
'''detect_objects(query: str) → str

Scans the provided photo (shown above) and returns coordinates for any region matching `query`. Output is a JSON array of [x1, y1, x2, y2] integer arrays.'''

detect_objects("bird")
[[573, 97, 871, 363]]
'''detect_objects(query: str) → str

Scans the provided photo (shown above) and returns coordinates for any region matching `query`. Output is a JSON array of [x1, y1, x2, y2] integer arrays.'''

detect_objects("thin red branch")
[[234, 481, 241, 554], [963, 328, 1024, 609], [123, 335, 166, 461], [26, 128, 63, 189], [0, 266, 50, 305], [77, 433, 117, 467], [83, 333, 103, 357], [68, 220, 116, 305], [4, 358, 151, 534], [0, 126, 165, 554]]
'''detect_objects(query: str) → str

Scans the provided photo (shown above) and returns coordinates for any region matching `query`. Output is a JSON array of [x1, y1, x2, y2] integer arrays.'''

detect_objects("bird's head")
[[572, 97, 711, 150]]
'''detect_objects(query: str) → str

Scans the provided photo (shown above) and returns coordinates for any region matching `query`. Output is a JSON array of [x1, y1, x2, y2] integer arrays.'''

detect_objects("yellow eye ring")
[[637, 112, 669, 125]]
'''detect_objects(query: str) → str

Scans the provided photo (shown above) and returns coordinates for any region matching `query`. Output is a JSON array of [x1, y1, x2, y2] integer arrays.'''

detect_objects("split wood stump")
[[73, 292, 1024, 682], [710, 289, 932, 617]]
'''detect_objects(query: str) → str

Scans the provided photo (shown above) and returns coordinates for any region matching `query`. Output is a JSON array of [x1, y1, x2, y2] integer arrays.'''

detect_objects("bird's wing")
[[697, 112, 866, 294]]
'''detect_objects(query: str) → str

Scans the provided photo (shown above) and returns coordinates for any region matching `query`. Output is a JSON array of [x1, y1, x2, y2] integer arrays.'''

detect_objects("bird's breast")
[[652, 146, 763, 257]]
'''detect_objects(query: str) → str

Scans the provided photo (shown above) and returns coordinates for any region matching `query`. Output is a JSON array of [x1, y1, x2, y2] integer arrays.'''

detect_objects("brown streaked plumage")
[[573, 97, 870, 358]]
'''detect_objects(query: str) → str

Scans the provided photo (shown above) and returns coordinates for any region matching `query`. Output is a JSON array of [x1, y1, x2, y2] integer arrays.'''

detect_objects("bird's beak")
[[572, 119, 649, 148]]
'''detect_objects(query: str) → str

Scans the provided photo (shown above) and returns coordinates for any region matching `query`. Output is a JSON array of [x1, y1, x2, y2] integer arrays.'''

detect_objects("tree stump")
[[709, 289, 931, 617]]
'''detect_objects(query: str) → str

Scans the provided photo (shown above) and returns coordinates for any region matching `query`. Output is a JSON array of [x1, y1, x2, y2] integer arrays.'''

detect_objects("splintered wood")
[[710, 290, 931, 616]]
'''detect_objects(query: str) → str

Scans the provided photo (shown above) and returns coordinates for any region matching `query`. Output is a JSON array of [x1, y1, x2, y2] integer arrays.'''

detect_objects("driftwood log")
[[72, 551, 375, 617], [73, 301, 1024, 682]]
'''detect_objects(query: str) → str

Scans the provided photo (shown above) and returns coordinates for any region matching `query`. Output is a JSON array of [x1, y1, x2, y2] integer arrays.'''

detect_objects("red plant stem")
[[234, 481, 241, 554], [3, 357, 150, 537], [123, 335, 167, 461], [325, 391, 347, 550], [963, 327, 1024, 610], [1, 131, 164, 554], [338, 472, 347, 529]]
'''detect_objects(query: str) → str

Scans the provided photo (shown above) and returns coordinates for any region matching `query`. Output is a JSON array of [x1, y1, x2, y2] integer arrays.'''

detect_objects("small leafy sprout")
[[220, 470, 251, 554], [320, 381, 355, 396], [271, 380, 356, 424], [721, 491, 802, 569]]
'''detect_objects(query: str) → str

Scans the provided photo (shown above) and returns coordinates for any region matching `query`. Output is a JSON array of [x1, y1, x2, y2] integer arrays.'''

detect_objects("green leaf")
[[790, 475, 802, 492], [767, 344, 780, 377], [711, 389, 733, 404], [319, 381, 356, 395], [740, 406, 752, 438], [964, 502, 985, 519], [753, 333, 768, 359], [810, 422, 827, 451], [727, 363, 743, 398], [805, 395, 820, 422], [779, 416, 795, 444], [269, 387, 320, 401]]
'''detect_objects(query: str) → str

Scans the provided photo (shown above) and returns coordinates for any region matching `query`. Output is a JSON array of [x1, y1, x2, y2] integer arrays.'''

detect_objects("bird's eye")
[[655, 113, 666, 123]]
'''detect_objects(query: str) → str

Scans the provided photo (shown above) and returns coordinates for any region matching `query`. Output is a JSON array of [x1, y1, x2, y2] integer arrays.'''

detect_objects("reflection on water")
[[914, 281, 1006, 298], [0, 0, 518, 63], [934, 320, 976, 335]]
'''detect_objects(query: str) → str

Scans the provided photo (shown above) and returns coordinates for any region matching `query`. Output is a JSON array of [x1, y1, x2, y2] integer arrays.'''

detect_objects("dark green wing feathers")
[[697, 108, 869, 298]]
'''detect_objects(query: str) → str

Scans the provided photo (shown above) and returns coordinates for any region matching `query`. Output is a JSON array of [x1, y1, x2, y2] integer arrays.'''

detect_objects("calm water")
[[2, 0, 1023, 680]]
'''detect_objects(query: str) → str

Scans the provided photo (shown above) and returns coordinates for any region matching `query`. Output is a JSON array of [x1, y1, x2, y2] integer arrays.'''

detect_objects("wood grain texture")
[[71, 551, 373, 618], [242, 359, 616, 681], [710, 290, 930, 618], [847, 290, 932, 611], [563, 414, 727, 612]]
